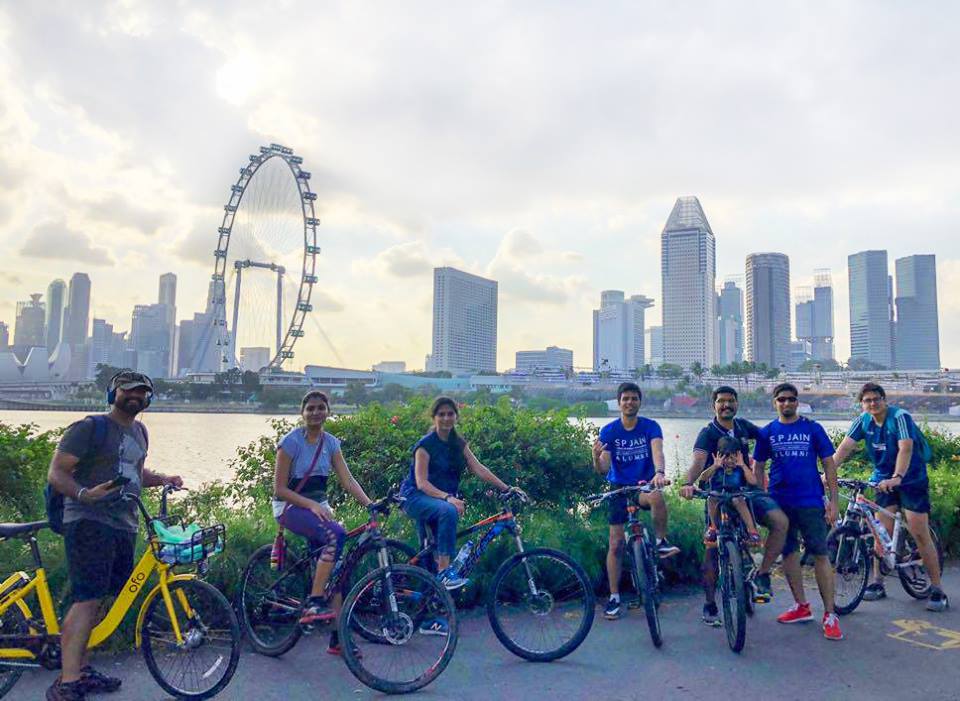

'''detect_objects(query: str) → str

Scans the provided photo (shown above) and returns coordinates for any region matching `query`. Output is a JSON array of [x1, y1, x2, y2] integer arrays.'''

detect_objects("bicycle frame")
[[410, 509, 522, 578], [839, 487, 907, 568]]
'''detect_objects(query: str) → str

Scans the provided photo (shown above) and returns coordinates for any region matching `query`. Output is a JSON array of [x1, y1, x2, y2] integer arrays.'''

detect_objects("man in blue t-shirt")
[[834, 382, 948, 612], [592, 382, 679, 620], [753, 383, 843, 641]]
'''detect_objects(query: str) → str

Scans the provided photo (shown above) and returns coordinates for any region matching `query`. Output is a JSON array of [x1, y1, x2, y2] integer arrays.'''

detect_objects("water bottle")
[[451, 540, 474, 574], [869, 513, 895, 567]]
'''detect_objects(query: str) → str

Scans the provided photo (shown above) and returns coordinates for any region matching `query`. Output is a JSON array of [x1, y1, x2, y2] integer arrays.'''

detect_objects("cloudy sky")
[[1, 1, 958, 371]]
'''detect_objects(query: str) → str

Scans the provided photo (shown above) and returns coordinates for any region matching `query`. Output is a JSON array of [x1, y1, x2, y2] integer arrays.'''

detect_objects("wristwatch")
[[443, 494, 452, 502], [76, 487, 87, 503]]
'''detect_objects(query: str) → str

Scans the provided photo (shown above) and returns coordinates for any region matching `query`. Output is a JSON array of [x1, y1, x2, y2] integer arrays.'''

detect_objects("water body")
[[2, 410, 955, 487]]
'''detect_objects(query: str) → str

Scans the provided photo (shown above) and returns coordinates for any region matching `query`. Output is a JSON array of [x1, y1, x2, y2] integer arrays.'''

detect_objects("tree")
[[94, 364, 124, 392], [656, 363, 683, 379], [799, 358, 840, 372], [690, 361, 705, 383], [343, 381, 370, 406], [241, 371, 261, 390]]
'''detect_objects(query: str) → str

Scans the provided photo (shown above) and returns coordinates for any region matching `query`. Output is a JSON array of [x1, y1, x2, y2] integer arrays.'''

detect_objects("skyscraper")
[[795, 269, 835, 362], [647, 326, 664, 367], [14, 294, 46, 349], [130, 304, 173, 378], [661, 196, 717, 368], [45, 279, 66, 353], [717, 279, 744, 366], [62, 273, 91, 346], [894, 255, 940, 370], [848, 251, 893, 368], [429, 267, 498, 373], [158, 273, 177, 375], [745, 253, 791, 369], [592, 291, 653, 371], [0, 321, 9, 349]]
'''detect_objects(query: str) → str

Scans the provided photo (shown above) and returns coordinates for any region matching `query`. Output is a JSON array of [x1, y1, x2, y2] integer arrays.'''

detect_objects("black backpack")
[[44, 415, 148, 534]]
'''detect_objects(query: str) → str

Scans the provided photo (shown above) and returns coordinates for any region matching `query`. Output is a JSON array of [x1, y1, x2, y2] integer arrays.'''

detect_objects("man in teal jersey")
[[834, 382, 948, 612]]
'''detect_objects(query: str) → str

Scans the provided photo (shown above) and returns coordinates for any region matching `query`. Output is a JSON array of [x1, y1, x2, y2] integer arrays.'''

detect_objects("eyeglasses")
[[775, 396, 798, 404], [861, 396, 885, 404]]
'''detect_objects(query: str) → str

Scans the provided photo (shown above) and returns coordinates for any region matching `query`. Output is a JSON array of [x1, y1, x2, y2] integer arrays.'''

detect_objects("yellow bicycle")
[[0, 486, 239, 699]]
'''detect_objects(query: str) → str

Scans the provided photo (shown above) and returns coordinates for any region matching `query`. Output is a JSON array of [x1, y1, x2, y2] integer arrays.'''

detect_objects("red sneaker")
[[822, 613, 843, 640], [777, 602, 813, 624]]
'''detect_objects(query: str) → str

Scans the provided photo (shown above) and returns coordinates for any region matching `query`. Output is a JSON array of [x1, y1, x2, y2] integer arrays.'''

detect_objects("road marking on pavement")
[[887, 619, 960, 651]]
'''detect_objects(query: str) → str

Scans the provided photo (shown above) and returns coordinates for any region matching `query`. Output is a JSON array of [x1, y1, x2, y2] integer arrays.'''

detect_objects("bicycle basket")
[[151, 521, 226, 565]]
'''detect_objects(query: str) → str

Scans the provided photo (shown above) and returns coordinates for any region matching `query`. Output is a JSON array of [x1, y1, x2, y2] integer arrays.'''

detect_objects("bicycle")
[[829, 478, 945, 615], [408, 489, 595, 662], [238, 493, 417, 657], [586, 483, 667, 648], [692, 487, 759, 653], [240, 491, 457, 695], [0, 485, 240, 700]]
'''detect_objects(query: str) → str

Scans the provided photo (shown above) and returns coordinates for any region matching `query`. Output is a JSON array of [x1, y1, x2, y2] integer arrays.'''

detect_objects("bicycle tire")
[[487, 547, 596, 661], [720, 539, 746, 653], [238, 543, 310, 656], [897, 526, 945, 600], [740, 544, 755, 617], [339, 564, 457, 695], [344, 539, 418, 644], [141, 578, 241, 700], [829, 526, 870, 615], [0, 600, 29, 699], [632, 539, 662, 648]]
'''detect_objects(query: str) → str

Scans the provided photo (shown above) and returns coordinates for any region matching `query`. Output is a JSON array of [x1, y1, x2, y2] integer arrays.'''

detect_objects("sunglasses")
[[775, 396, 798, 403]]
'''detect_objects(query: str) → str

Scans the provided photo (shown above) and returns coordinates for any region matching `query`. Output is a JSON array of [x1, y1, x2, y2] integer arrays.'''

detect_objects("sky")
[[1, 1, 958, 372]]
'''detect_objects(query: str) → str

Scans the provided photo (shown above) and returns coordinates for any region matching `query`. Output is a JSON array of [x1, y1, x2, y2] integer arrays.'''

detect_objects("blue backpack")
[[44, 415, 148, 534], [858, 407, 933, 464]]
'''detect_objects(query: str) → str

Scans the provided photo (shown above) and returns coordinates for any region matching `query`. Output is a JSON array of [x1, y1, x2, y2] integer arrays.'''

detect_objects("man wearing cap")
[[46, 371, 183, 701]]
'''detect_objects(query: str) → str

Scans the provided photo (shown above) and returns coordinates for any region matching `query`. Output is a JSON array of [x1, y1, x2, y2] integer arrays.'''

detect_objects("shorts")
[[778, 504, 829, 557], [64, 519, 136, 602], [607, 486, 650, 526], [701, 491, 781, 526], [874, 481, 931, 515]]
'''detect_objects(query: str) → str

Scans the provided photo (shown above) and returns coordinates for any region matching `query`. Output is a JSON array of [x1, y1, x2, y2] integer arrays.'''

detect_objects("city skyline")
[[0, 4, 958, 371]]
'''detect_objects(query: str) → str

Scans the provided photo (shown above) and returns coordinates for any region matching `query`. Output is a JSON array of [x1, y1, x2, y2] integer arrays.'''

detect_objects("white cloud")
[[21, 221, 113, 265]]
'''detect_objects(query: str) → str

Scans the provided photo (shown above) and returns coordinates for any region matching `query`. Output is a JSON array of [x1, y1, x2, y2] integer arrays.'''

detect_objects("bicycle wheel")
[[632, 539, 662, 648], [141, 578, 241, 700], [897, 526, 945, 599], [829, 527, 869, 615], [720, 539, 746, 653], [740, 545, 755, 617], [0, 601, 29, 699], [344, 539, 418, 644], [339, 564, 457, 695], [239, 543, 310, 656], [488, 547, 595, 661]]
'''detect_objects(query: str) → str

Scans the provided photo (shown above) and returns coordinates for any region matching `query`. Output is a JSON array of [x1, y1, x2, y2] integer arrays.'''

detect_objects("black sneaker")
[[656, 538, 680, 558], [863, 583, 886, 601], [927, 588, 949, 612], [701, 602, 721, 627], [79, 665, 121, 694], [604, 597, 622, 620], [753, 572, 772, 603], [47, 679, 87, 701]]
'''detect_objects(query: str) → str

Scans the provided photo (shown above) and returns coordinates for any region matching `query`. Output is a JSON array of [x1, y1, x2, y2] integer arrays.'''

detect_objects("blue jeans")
[[403, 491, 459, 557]]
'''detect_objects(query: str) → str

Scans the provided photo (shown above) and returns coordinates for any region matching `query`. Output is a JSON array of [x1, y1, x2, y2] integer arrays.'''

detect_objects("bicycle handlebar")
[[586, 482, 662, 506], [691, 486, 758, 503]]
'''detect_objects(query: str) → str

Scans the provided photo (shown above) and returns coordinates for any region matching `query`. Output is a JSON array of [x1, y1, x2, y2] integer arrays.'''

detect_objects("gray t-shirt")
[[272, 428, 342, 518], [58, 416, 147, 533]]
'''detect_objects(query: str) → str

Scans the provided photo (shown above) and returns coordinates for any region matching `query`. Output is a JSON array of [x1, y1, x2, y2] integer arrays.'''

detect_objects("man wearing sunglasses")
[[753, 383, 842, 641]]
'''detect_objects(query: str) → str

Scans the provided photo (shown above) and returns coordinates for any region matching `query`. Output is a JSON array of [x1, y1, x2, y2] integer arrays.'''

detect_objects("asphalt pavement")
[[14, 564, 960, 701]]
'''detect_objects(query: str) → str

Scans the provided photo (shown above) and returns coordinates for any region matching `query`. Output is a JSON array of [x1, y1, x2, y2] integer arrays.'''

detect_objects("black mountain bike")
[[408, 489, 595, 662], [587, 484, 666, 648], [694, 487, 758, 653], [240, 492, 457, 694]]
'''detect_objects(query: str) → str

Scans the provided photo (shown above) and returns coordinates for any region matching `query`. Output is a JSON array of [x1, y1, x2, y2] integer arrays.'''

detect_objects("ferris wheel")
[[199, 144, 319, 372]]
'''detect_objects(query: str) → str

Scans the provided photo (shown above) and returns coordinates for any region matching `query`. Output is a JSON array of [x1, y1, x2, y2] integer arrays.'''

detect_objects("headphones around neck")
[[107, 370, 154, 409]]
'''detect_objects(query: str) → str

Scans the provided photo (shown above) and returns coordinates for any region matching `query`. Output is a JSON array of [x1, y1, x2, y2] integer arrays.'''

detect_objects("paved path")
[[15, 565, 960, 700]]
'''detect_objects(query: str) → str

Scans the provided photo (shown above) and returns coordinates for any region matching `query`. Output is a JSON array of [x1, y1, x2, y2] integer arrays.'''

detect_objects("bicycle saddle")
[[0, 521, 49, 538]]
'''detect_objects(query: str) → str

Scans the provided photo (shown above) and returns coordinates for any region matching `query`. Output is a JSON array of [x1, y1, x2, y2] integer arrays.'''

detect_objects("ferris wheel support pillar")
[[276, 268, 284, 357], [231, 266, 243, 368]]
